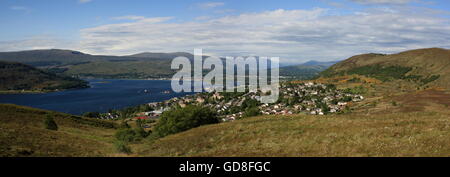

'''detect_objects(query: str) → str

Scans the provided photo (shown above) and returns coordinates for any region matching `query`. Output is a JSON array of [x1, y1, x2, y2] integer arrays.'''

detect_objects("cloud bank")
[[350, 0, 413, 4], [78, 0, 92, 4], [76, 7, 450, 63], [196, 2, 225, 9]]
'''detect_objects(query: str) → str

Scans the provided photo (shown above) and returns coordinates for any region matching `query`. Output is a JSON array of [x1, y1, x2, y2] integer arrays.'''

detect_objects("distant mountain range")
[[0, 49, 337, 79], [0, 49, 178, 79], [128, 52, 194, 59], [3, 48, 447, 85], [0, 61, 88, 92], [279, 60, 340, 80], [301, 60, 339, 67], [2, 47, 450, 157]]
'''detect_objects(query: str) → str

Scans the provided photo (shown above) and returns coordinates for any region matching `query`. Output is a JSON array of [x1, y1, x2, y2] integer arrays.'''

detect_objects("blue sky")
[[1, 0, 450, 63]]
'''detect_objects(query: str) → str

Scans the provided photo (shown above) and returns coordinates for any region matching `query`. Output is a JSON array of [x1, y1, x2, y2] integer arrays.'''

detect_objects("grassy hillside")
[[137, 87, 450, 157], [137, 110, 450, 157], [1, 87, 449, 157], [0, 61, 88, 92], [0, 104, 118, 157], [132, 61, 450, 157], [320, 48, 450, 88], [1, 48, 449, 157]]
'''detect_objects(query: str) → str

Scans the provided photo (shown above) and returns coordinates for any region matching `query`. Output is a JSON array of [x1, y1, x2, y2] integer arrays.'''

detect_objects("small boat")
[[161, 90, 171, 94]]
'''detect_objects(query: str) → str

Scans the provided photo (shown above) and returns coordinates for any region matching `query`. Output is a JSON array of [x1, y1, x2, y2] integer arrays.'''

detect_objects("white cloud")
[[10, 6, 31, 13], [78, 0, 92, 4], [0, 36, 75, 52], [113, 15, 146, 21], [2, 6, 449, 64], [349, 0, 414, 5], [196, 2, 225, 9], [195, 16, 212, 21], [10, 6, 27, 10], [77, 7, 450, 64]]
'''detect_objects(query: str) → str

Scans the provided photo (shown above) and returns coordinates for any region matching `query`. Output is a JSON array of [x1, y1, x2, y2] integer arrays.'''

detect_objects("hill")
[[0, 49, 176, 79], [301, 60, 339, 67], [0, 61, 88, 92], [320, 48, 450, 88], [128, 52, 194, 59], [0, 49, 338, 79], [0, 104, 118, 157], [280, 60, 339, 80], [137, 110, 450, 157], [2, 86, 450, 157]]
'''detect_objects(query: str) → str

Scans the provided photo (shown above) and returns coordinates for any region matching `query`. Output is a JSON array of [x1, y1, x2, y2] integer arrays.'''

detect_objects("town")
[[95, 82, 364, 122]]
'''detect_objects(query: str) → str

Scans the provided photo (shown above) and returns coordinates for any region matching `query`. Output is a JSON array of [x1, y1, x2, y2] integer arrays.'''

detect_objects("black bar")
[[0, 157, 446, 176]]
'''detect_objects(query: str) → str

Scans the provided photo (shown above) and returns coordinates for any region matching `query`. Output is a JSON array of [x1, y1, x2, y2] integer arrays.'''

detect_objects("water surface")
[[0, 79, 190, 115]]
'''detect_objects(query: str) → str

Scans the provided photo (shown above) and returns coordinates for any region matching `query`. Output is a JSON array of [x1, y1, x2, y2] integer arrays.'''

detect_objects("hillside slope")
[[0, 49, 175, 79], [320, 48, 450, 88], [0, 61, 88, 91], [137, 110, 450, 157], [0, 49, 339, 79], [280, 60, 338, 79], [0, 104, 117, 157]]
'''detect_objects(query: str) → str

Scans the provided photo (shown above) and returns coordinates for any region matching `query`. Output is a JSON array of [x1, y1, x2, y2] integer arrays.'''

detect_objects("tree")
[[119, 121, 130, 129], [242, 107, 261, 118], [135, 119, 143, 128], [115, 128, 139, 142], [152, 105, 218, 138], [82, 112, 100, 118], [242, 98, 260, 109], [44, 114, 58, 131], [114, 141, 131, 154], [115, 126, 149, 143], [134, 127, 149, 138]]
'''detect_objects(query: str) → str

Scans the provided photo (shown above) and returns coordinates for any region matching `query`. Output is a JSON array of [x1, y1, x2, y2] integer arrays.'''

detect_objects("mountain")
[[320, 48, 450, 88], [128, 52, 194, 59], [0, 49, 179, 79], [0, 61, 88, 92], [301, 60, 339, 67], [280, 60, 339, 80], [0, 49, 338, 79]]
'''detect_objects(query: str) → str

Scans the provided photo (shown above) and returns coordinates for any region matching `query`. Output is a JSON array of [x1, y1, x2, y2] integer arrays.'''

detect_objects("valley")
[[0, 47, 449, 157]]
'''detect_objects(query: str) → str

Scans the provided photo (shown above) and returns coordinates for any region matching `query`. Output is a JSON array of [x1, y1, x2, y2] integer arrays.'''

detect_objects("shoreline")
[[0, 86, 90, 95], [0, 90, 49, 94], [0, 79, 187, 115]]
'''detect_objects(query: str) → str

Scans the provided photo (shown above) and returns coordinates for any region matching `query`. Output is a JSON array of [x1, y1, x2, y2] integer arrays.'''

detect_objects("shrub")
[[344, 85, 367, 94], [242, 107, 261, 118], [114, 141, 131, 154], [44, 114, 58, 131], [420, 75, 440, 85], [135, 119, 143, 127], [135, 127, 149, 138], [119, 121, 130, 129], [242, 99, 260, 109], [152, 105, 218, 138], [392, 101, 398, 106], [115, 124, 149, 143], [115, 128, 140, 142], [82, 112, 100, 118]]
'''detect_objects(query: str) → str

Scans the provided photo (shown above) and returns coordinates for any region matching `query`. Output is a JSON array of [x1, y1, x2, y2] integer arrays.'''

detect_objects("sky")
[[1, 0, 450, 64]]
